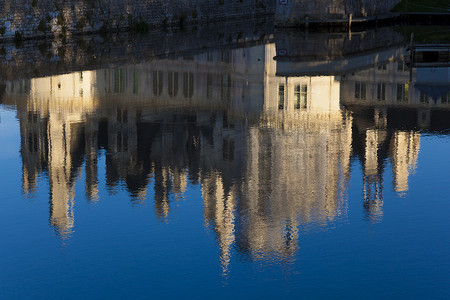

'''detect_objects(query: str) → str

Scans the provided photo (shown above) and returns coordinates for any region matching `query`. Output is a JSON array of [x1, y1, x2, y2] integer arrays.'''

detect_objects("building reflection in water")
[[2, 41, 448, 270], [340, 57, 449, 221]]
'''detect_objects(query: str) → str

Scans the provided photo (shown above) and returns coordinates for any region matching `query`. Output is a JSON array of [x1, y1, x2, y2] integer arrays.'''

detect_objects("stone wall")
[[0, 0, 275, 41], [275, 0, 401, 26]]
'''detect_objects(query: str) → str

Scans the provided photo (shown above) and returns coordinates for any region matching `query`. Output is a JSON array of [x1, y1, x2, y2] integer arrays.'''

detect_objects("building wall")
[[0, 0, 275, 40]]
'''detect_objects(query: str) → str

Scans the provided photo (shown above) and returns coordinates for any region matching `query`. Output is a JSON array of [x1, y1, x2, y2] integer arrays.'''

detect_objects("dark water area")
[[1, 24, 450, 299]]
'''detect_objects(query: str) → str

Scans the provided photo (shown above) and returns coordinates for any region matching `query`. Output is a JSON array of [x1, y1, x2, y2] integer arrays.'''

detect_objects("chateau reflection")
[[341, 58, 448, 221], [1, 42, 448, 270]]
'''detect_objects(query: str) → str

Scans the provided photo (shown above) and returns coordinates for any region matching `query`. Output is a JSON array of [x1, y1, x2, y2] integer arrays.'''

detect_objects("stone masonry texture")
[[0, 0, 275, 40]]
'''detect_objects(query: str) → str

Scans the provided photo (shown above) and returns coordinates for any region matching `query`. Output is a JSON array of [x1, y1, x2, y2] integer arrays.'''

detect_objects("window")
[[207, 74, 213, 99], [117, 131, 128, 152], [294, 84, 307, 109], [221, 74, 230, 100], [117, 109, 128, 123], [221, 50, 231, 63], [27, 133, 38, 153], [278, 85, 285, 110], [27, 112, 38, 123], [300, 85, 307, 108], [153, 70, 163, 96], [168, 71, 178, 97], [20, 80, 30, 94], [133, 70, 139, 94], [396, 83, 409, 102], [355, 82, 366, 100], [397, 60, 409, 72], [114, 69, 125, 93], [420, 92, 430, 104], [223, 114, 234, 129], [377, 83, 386, 101], [378, 64, 387, 71], [294, 85, 300, 109], [183, 72, 194, 98], [207, 52, 214, 62], [222, 138, 234, 162], [104, 70, 108, 92], [330, 5, 339, 14], [377, 111, 384, 121]]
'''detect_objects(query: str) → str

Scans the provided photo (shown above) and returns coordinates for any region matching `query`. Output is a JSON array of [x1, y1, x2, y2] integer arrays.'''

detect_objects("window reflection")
[[207, 74, 213, 99], [168, 71, 178, 97], [114, 69, 125, 93], [377, 83, 386, 101], [153, 70, 163, 96], [396, 83, 409, 102], [278, 85, 284, 109], [221, 74, 230, 101], [355, 82, 366, 100], [183, 72, 194, 98], [3, 43, 444, 272]]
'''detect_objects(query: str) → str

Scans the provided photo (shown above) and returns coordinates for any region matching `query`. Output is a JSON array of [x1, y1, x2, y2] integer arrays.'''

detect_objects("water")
[[1, 26, 450, 299]]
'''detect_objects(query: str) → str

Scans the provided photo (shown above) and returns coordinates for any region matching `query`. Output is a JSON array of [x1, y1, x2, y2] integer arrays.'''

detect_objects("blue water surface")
[[1, 48, 450, 299]]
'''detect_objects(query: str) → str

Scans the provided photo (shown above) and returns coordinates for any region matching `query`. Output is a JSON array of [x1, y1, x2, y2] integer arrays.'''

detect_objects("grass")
[[392, 0, 450, 12]]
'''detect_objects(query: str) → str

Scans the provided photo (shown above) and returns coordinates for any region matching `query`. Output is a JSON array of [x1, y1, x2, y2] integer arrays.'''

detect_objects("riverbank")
[[0, 1, 448, 42], [0, 0, 275, 43]]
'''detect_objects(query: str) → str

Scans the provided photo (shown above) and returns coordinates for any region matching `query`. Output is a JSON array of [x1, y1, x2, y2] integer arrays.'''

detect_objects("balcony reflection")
[[1, 40, 449, 268]]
